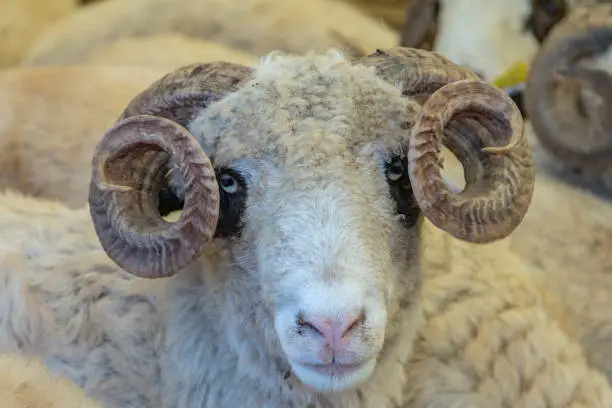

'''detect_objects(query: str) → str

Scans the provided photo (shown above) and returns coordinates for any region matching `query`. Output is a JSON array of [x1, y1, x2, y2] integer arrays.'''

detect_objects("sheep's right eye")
[[385, 156, 421, 228], [215, 168, 248, 238], [219, 173, 240, 194]]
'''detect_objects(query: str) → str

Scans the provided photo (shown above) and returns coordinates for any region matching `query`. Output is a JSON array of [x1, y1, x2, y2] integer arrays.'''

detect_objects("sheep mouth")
[[300, 361, 368, 376], [289, 358, 376, 393]]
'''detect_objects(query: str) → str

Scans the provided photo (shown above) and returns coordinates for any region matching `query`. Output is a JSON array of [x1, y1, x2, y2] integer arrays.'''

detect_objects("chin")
[[290, 359, 377, 393]]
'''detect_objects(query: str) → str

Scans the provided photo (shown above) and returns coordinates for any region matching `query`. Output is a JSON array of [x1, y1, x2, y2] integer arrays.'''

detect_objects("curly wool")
[[0, 189, 609, 407], [0, 353, 103, 408]]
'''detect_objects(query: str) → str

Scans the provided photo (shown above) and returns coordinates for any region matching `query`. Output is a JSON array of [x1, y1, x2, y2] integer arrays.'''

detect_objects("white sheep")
[[0, 354, 104, 407], [524, 2, 612, 190], [0, 64, 169, 207], [0, 47, 610, 407], [431, 0, 540, 81], [82, 34, 259, 69], [21, 0, 398, 66], [0, 0, 77, 68]]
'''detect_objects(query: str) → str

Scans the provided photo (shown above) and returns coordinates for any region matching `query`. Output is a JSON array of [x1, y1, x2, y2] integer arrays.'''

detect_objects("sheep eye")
[[386, 159, 405, 182], [385, 156, 421, 228], [219, 172, 241, 194], [215, 168, 248, 238]]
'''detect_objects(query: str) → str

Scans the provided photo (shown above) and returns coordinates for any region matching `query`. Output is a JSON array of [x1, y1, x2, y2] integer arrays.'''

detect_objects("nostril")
[[296, 315, 324, 337], [296, 310, 366, 342], [343, 311, 366, 338]]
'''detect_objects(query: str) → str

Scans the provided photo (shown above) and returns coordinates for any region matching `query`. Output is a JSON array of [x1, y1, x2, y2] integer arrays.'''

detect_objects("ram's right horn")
[[89, 62, 253, 278]]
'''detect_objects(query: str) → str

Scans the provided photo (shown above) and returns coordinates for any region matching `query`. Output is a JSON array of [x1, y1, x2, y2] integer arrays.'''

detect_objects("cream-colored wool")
[[0, 65, 168, 207], [0, 190, 609, 407], [82, 34, 259, 69], [0, 353, 103, 408], [443, 121, 612, 382], [22, 0, 398, 66], [0, 0, 76, 68]]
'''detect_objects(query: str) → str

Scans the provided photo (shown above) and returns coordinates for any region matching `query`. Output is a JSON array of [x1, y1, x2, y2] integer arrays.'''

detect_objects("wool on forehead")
[[190, 49, 411, 169]]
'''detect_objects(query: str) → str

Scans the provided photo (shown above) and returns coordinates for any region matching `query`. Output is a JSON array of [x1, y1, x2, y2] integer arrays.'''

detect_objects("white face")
[[225, 155, 420, 393], [435, 0, 539, 81], [189, 51, 424, 393]]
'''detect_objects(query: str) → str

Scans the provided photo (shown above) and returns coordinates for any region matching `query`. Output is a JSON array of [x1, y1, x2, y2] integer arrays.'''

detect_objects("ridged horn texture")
[[89, 62, 253, 278], [524, 4, 612, 173], [400, 0, 439, 49], [356, 48, 535, 242]]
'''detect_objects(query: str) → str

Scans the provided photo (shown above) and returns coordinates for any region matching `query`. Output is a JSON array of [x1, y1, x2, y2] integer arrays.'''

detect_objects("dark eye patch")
[[215, 167, 248, 238], [384, 155, 421, 228], [156, 166, 248, 238]]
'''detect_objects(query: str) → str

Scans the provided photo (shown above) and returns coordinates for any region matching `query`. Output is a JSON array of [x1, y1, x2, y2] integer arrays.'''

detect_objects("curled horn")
[[356, 48, 535, 242], [524, 4, 612, 174], [400, 0, 439, 49], [89, 62, 253, 278]]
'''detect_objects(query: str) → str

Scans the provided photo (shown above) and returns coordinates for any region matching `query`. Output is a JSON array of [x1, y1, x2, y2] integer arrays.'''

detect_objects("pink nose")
[[299, 311, 365, 347]]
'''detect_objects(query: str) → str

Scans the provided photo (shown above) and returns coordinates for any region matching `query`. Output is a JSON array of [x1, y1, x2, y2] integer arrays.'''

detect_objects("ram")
[[82, 34, 258, 70], [21, 0, 397, 66], [0, 0, 76, 68], [0, 354, 103, 407], [524, 2, 612, 190], [0, 47, 610, 408], [2, 53, 610, 300]]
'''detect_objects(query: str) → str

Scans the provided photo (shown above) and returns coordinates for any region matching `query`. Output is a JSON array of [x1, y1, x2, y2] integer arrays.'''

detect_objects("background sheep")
[[0, 354, 104, 408], [524, 2, 612, 190], [0, 0, 76, 68], [0, 65, 168, 207], [427, 0, 540, 81], [82, 34, 258, 69], [5, 46, 609, 407], [21, 0, 398, 66]]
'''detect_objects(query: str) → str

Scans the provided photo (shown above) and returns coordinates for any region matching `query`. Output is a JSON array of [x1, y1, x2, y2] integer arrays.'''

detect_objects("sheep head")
[[88, 48, 534, 393], [524, 3, 612, 179]]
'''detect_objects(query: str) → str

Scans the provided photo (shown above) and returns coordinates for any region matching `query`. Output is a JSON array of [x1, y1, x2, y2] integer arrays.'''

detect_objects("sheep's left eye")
[[385, 156, 421, 228]]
